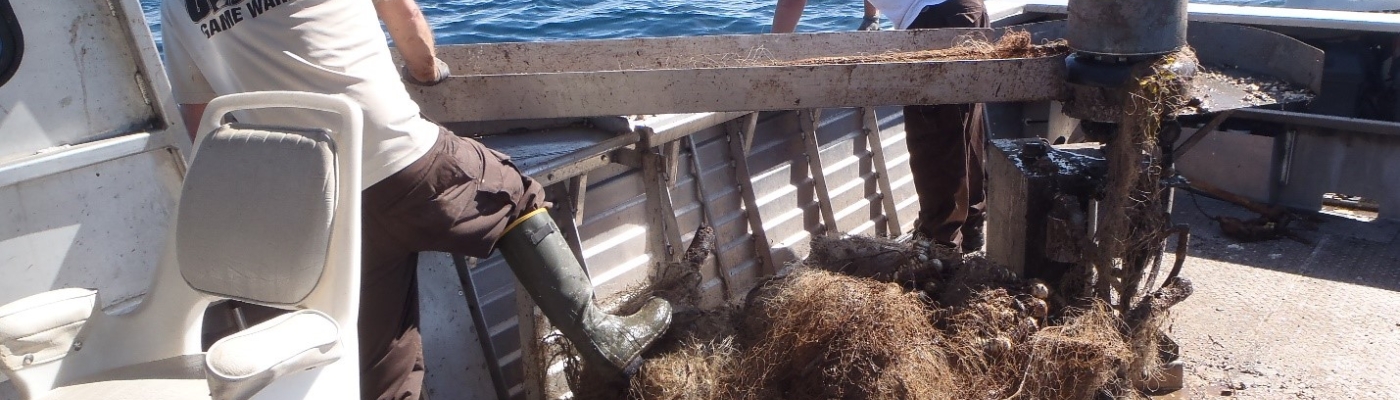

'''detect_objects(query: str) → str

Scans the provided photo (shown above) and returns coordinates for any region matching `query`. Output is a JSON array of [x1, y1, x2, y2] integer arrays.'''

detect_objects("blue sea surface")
[[137, 0, 1278, 48]]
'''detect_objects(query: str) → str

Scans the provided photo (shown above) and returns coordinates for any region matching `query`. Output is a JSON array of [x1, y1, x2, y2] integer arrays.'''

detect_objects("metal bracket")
[[738, 112, 759, 155], [860, 107, 902, 236], [663, 141, 681, 188], [684, 135, 732, 300], [725, 119, 778, 276], [1173, 109, 1234, 158], [800, 110, 839, 236], [521, 130, 638, 186], [640, 147, 684, 263], [566, 175, 588, 227]]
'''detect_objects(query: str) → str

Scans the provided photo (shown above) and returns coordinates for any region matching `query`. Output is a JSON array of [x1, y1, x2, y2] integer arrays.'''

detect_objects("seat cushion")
[[41, 378, 210, 400], [43, 355, 209, 400], [178, 125, 337, 306], [205, 310, 340, 400], [207, 310, 339, 378]]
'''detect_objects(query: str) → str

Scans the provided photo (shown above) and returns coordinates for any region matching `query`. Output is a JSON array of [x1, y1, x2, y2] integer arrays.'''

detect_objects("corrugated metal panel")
[[577, 167, 654, 298], [423, 108, 922, 399], [748, 112, 823, 267], [813, 108, 883, 237], [668, 124, 761, 307]]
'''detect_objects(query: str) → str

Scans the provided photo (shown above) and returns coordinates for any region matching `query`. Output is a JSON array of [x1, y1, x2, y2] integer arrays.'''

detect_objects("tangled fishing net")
[[654, 29, 1066, 70], [1090, 48, 1196, 313], [557, 233, 1191, 400], [771, 30, 1066, 66], [554, 41, 1195, 400]]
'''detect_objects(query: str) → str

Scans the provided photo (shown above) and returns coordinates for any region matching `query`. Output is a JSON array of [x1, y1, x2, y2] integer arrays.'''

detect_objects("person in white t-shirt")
[[161, 0, 672, 398], [773, 0, 990, 253]]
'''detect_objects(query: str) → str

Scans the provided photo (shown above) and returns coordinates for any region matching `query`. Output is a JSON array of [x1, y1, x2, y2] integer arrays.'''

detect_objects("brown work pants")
[[904, 0, 989, 247], [360, 127, 548, 400]]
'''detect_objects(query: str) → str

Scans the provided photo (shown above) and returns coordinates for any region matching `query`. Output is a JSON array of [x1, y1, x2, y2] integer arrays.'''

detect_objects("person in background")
[[160, 0, 672, 398], [859, 1, 881, 30], [773, 0, 989, 253]]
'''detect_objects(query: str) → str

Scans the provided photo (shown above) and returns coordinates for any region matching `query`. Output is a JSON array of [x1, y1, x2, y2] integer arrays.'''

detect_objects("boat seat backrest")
[[177, 124, 339, 306]]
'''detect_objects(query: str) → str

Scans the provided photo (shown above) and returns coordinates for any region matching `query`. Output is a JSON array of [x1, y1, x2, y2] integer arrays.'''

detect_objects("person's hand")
[[402, 57, 451, 87], [858, 16, 880, 31]]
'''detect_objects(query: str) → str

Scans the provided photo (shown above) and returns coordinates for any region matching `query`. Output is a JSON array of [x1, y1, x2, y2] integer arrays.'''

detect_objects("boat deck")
[[1160, 195, 1400, 399]]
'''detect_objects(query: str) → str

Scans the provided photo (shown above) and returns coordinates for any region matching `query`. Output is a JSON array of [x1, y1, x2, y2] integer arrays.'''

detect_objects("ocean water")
[[137, 0, 1282, 48]]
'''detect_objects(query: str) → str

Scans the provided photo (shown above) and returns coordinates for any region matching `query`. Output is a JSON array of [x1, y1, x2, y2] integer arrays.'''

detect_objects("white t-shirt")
[[161, 0, 439, 186], [868, 0, 948, 30]]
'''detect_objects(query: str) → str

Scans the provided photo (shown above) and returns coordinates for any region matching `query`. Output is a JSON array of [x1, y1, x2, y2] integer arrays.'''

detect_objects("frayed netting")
[[1091, 48, 1195, 313], [770, 30, 1066, 66], [553, 47, 1199, 400], [646, 30, 1065, 70], [558, 233, 1187, 400]]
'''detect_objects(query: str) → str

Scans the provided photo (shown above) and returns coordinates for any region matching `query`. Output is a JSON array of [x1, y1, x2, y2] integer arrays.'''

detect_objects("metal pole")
[[452, 256, 512, 400]]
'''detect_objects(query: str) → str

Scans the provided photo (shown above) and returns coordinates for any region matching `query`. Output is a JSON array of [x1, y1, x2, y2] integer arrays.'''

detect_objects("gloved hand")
[[402, 57, 451, 87], [858, 16, 880, 31]]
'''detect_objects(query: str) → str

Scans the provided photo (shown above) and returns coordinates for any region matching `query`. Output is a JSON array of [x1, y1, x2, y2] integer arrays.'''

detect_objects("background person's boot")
[[961, 214, 985, 254], [495, 209, 673, 377]]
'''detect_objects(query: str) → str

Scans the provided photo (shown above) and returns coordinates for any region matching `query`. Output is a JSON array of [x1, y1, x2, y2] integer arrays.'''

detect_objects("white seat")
[[0, 92, 365, 400], [43, 379, 211, 400], [42, 355, 208, 400]]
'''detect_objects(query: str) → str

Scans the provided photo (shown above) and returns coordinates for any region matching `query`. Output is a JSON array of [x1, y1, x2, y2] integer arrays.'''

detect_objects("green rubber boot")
[[496, 209, 672, 377]]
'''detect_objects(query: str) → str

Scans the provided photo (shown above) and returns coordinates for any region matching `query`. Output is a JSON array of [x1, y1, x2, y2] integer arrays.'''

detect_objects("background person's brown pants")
[[904, 0, 989, 248], [360, 127, 549, 400]]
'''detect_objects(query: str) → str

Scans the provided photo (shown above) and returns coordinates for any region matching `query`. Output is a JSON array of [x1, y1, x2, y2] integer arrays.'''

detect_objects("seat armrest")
[[0, 288, 98, 372], [205, 309, 341, 400]]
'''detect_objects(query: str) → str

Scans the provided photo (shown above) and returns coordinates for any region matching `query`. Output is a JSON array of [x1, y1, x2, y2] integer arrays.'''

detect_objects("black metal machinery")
[[985, 0, 1330, 392], [986, 1, 1200, 391], [991, 0, 1194, 283]]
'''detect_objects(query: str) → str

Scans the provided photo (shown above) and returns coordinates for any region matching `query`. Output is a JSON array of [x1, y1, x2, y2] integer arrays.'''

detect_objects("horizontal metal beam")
[[408, 24, 1074, 122], [0, 133, 160, 188], [429, 25, 1066, 76], [1233, 109, 1400, 138], [518, 131, 640, 186], [639, 112, 748, 147], [410, 17, 1321, 122], [413, 56, 1066, 121]]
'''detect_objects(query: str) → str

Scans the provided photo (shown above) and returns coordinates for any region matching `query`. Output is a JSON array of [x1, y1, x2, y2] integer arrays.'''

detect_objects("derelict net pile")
[[555, 45, 1195, 400], [559, 235, 1190, 400], [770, 31, 1066, 66]]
